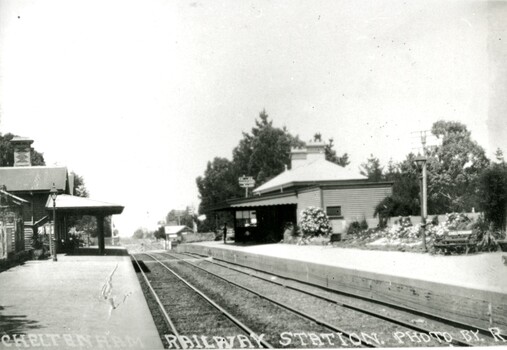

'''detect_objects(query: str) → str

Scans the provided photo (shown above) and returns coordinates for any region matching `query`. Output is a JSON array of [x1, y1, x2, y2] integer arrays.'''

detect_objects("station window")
[[235, 210, 257, 227], [326, 206, 342, 218]]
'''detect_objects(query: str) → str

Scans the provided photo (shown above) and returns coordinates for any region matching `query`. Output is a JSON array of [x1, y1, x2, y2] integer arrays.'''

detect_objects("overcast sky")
[[0, 0, 506, 235]]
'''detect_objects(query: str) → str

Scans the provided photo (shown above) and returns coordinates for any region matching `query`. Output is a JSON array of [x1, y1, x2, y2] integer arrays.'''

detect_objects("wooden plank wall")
[[180, 244, 507, 330]]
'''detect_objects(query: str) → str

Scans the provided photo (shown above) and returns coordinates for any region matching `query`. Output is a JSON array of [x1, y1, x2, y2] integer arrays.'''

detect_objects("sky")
[[0, 0, 506, 235]]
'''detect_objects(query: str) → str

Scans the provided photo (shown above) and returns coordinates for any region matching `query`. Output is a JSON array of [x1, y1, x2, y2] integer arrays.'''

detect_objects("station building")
[[0, 137, 123, 257], [216, 141, 393, 242], [0, 188, 28, 259], [164, 225, 194, 240]]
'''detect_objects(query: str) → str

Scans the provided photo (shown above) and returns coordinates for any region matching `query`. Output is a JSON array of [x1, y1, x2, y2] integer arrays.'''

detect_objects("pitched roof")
[[164, 225, 193, 234], [0, 166, 68, 192], [0, 189, 29, 205], [45, 194, 124, 214], [253, 158, 367, 195]]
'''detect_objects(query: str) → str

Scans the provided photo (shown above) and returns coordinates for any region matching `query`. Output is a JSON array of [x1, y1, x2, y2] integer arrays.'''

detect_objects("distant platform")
[[179, 241, 507, 330], [0, 254, 163, 349], [67, 246, 129, 256]]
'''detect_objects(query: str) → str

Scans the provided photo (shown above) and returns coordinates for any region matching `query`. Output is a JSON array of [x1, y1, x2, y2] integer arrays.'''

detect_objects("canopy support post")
[[97, 214, 105, 255]]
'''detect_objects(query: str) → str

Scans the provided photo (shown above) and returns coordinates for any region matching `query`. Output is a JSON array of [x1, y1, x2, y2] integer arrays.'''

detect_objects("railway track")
[[132, 253, 274, 349], [154, 251, 503, 348], [134, 253, 374, 348], [181, 251, 506, 344]]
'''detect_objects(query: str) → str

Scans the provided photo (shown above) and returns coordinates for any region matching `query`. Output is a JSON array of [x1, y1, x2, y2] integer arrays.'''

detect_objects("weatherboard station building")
[[0, 137, 124, 258], [214, 141, 393, 242]]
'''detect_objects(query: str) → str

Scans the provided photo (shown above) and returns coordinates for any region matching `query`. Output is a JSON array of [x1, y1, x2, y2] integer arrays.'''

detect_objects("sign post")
[[238, 175, 255, 198]]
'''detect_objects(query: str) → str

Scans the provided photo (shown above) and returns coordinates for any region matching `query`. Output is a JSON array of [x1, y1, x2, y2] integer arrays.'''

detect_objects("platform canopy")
[[45, 194, 124, 255], [45, 194, 124, 215]]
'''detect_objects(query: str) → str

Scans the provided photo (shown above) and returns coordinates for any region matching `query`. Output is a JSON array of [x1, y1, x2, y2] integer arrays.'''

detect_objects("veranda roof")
[[45, 194, 124, 215], [0, 189, 29, 206], [253, 158, 367, 195]]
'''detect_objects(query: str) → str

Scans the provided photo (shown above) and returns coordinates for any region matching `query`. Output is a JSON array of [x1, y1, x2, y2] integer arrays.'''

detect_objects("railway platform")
[[0, 250, 163, 349], [179, 241, 507, 331]]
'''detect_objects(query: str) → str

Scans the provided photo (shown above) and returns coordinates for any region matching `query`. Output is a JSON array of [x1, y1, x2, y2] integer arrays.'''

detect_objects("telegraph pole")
[[413, 130, 429, 252]]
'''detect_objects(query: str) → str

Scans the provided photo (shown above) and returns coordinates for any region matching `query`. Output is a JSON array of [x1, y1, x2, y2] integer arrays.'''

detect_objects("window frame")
[[326, 206, 343, 219], [235, 210, 258, 227]]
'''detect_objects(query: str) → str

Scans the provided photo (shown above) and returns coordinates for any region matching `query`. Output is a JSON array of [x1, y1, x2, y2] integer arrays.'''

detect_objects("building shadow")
[[0, 259, 28, 274], [0, 305, 41, 335]]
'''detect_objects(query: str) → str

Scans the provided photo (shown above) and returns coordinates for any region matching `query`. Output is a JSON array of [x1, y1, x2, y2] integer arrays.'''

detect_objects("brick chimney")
[[290, 140, 326, 169], [306, 140, 326, 162], [290, 147, 307, 169], [11, 137, 33, 167]]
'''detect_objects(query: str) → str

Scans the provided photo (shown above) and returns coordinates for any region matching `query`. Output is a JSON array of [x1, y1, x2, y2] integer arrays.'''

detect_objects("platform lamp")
[[49, 183, 58, 261], [415, 155, 428, 252]]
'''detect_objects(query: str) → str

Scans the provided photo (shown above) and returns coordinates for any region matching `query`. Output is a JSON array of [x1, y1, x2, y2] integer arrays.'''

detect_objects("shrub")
[[347, 221, 362, 235], [360, 218, 369, 230], [31, 231, 44, 250], [300, 206, 332, 237]]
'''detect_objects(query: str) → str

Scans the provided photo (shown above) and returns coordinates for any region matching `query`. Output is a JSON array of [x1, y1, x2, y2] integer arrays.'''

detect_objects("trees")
[[196, 157, 238, 231], [313, 133, 349, 167], [196, 157, 238, 212], [426, 120, 489, 213], [197, 111, 306, 231], [166, 208, 194, 228], [154, 226, 166, 240], [132, 228, 145, 239], [359, 154, 384, 182], [373, 153, 421, 222], [233, 110, 304, 183], [372, 121, 491, 221], [72, 172, 89, 197], [478, 162, 507, 230]]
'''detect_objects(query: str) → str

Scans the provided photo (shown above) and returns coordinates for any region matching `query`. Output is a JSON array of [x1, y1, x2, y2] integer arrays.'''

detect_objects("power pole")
[[413, 130, 429, 252]]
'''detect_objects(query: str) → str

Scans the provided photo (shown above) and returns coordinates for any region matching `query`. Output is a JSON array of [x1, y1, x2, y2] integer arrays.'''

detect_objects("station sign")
[[238, 175, 255, 188]]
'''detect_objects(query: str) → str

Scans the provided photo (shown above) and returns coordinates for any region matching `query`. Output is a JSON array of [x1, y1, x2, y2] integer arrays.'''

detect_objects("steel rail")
[[185, 250, 503, 340], [173, 252, 478, 347], [142, 253, 274, 349], [157, 252, 378, 348], [131, 254, 187, 350]]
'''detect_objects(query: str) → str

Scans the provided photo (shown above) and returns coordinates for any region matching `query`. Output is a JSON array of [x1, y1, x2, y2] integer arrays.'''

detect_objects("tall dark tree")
[[233, 110, 304, 183], [478, 160, 507, 230], [197, 110, 306, 231], [196, 157, 238, 231], [72, 172, 89, 197], [154, 226, 166, 240], [359, 154, 384, 181]]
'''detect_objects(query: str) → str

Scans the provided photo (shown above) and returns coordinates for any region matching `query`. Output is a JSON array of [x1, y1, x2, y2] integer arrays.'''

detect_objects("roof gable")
[[0, 166, 68, 192], [164, 225, 193, 234], [253, 158, 367, 194]]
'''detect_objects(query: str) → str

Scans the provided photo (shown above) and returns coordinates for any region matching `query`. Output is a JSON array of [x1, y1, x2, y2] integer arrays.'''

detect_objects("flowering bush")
[[300, 206, 332, 237]]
